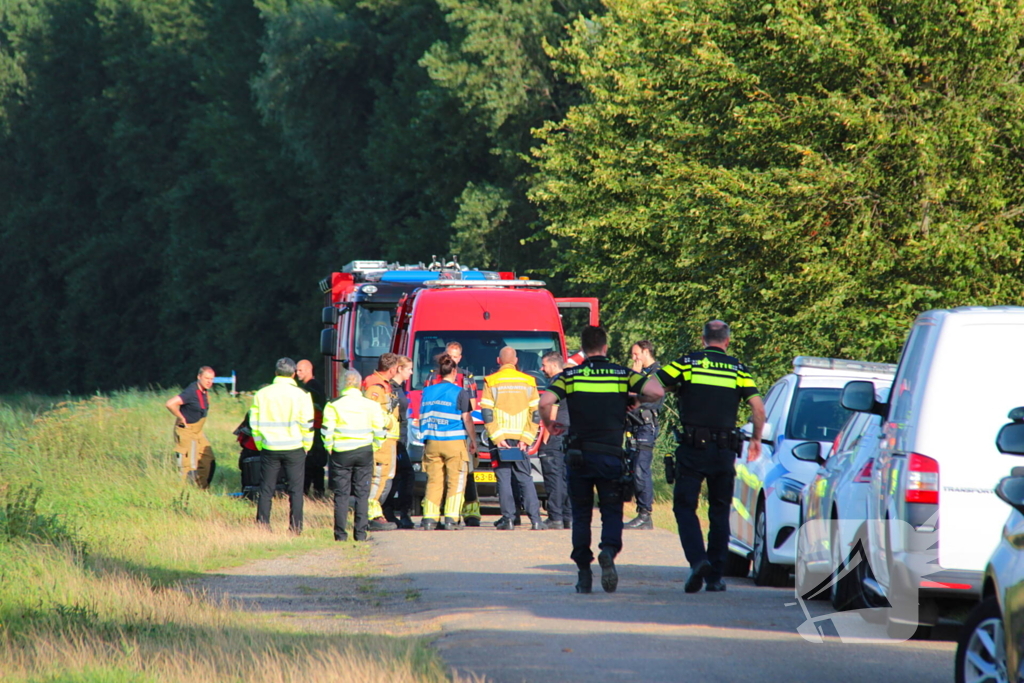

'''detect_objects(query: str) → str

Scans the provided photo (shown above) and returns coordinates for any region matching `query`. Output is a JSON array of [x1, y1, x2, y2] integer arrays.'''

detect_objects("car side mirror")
[[791, 440, 823, 465], [841, 380, 887, 416], [741, 422, 772, 442], [996, 475, 1024, 515], [997, 409, 1024, 455]]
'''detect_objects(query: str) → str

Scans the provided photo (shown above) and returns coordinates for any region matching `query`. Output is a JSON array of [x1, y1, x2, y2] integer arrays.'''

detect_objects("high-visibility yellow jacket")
[[322, 387, 387, 453], [481, 364, 540, 445], [363, 372, 400, 440], [250, 377, 315, 451]]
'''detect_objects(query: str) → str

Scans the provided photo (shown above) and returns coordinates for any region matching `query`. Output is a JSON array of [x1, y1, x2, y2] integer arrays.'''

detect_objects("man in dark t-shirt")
[[165, 366, 217, 488], [297, 360, 329, 498]]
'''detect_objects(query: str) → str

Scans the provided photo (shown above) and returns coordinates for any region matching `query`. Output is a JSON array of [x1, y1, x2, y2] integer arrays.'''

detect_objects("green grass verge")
[[0, 391, 462, 683]]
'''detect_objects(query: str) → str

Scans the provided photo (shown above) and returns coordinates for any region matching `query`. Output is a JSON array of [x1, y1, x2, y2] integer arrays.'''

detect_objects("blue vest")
[[420, 382, 467, 441]]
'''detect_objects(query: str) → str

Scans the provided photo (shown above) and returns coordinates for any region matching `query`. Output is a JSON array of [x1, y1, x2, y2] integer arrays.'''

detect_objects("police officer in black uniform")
[[656, 320, 765, 593], [624, 340, 663, 530], [540, 326, 665, 594]]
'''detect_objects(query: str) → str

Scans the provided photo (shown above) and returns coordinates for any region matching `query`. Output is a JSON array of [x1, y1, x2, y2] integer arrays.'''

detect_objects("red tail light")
[[853, 458, 874, 483], [906, 453, 939, 504]]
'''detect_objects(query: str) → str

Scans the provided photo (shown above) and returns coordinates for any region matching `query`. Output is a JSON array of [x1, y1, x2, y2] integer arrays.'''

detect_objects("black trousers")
[[304, 439, 328, 497], [329, 446, 373, 541], [672, 442, 736, 581], [540, 447, 570, 523], [494, 441, 541, 524], [256, 448, 306, 533], [568, 451, 624, 566]]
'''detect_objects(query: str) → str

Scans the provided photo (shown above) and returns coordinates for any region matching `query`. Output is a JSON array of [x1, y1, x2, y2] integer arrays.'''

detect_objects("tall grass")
[[0, 391, 469, 683]]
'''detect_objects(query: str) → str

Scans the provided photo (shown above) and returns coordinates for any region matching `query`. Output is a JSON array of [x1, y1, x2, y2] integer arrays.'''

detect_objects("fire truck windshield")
[[411, 331, 561, 391], [354, 307, 395, 359]]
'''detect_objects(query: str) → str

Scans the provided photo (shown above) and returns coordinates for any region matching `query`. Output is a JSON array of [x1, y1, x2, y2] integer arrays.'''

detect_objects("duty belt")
[[568, 438, 626, 458], [677, 426, 740, 451]]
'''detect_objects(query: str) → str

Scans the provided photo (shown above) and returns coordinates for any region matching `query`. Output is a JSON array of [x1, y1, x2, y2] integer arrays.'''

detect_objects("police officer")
[[251, 358, 315, 534], [656, 320, 765, 593], [539, 351, 571, 529], [540, 326, 665, 593], [321, 369, 387, 541], [624, 340, 663, 530]]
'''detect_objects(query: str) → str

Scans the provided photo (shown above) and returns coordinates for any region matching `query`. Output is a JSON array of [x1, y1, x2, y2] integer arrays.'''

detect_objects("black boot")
[[624, 510, 653, 530], [576, 566, 593, 594]]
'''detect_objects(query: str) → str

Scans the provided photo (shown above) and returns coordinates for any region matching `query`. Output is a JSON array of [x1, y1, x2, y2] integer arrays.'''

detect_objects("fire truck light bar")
[[424, 280, 546, 288]]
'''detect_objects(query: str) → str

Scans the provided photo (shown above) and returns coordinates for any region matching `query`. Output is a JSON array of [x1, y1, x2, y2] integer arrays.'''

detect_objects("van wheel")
[[724, 551, 751, 578], [752, 504, 789, 587]]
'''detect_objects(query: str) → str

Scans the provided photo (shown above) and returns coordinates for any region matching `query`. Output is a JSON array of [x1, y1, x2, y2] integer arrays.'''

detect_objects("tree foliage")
[[2, 0, 1023, 393], [531, 0, 1024, 377]]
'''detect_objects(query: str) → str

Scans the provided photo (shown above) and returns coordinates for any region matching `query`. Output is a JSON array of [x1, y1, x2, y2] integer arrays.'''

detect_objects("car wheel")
[[795, 527, 828, 601], [956, 596, 1007, 683], [752, 503, 789, 587], [830, 519, 868, 611], [724, 551, 751, 578]]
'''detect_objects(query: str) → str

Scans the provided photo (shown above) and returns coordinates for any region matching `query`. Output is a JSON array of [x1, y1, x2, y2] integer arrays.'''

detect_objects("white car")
[[796, 402, 889, 610], [843, 307, 1024, 636], [729, 356, 896, 586], [955, 408, 1024, 683]]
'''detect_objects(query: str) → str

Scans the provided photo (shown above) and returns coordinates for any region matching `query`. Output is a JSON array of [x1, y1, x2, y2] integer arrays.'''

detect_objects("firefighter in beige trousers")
[[363, 353, 401, 531], [419, 353, 477, 530], [165, 366, 217, 488]]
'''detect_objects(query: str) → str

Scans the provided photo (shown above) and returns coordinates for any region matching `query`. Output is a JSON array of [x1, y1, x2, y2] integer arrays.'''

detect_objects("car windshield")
[[786, 387, 850, 442], [411, 331, 561, 390], [354, 306, 395, 358]]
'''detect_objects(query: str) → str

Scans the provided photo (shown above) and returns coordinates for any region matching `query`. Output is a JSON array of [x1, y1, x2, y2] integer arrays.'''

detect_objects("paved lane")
[[372, 517, 956, 683]]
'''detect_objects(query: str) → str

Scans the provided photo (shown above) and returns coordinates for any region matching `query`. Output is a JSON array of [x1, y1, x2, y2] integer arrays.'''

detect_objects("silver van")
[[841, 307, 1024, 634]]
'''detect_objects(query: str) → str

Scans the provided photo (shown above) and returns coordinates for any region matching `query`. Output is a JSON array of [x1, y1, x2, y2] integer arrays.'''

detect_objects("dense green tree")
[[421, 0, 600, 271], [531, 0, 1024, 377]]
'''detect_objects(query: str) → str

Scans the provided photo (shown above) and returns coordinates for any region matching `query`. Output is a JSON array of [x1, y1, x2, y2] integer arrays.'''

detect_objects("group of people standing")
[[166, 318, 765, 596]]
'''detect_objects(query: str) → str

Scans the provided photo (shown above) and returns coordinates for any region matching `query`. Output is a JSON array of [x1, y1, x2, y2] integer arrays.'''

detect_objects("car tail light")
[[906, 453, 939, 504], [853, 458, 874, 483]]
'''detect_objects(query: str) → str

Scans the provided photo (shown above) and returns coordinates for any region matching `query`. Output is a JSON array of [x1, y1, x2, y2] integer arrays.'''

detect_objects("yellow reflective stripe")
[[733, 496, 751, 522], [694, 368, 738, 378], [567, 383, 628, 394], [737, 376, 757, 388], [691, 375, 738, 389], [663, 362, 690, 377]]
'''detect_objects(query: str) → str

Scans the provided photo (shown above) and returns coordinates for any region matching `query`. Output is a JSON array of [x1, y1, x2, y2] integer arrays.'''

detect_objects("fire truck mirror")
[[321, 306, 339, 325], [320, 328, 338, 357]]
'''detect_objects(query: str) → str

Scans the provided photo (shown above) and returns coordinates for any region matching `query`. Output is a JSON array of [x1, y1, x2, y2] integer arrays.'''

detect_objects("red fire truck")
[[318, 258, 510, 398], [390, 278, 598, 505]]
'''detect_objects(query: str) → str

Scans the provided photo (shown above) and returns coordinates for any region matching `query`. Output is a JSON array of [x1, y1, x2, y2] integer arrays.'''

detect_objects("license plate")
[[474, 471, 496, 483]]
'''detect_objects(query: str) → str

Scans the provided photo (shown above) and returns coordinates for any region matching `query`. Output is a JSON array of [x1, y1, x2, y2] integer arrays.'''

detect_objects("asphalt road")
[[372, 516, 957, 683]]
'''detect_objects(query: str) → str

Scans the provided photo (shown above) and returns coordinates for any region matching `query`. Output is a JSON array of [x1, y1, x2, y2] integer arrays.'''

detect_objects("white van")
[[840, 307, 1024, 632]]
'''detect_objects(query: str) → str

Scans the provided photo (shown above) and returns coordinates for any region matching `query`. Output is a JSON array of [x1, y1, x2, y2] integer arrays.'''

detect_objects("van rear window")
[[412, 331, 560, 390], [786, 387, 850, 442]]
